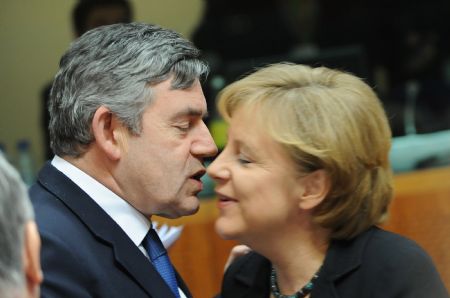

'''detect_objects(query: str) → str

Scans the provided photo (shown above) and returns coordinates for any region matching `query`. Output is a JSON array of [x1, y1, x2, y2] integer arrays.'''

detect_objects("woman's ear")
[[91, 106, 128, 161], [298, 170, 330, 210]]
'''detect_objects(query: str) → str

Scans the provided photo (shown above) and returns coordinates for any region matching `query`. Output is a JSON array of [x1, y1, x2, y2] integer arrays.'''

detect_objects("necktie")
[[143, 228, 181, 298]]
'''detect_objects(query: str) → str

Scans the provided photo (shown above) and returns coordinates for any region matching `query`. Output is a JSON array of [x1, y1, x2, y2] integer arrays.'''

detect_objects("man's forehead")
[[152, 81, 207, 109]]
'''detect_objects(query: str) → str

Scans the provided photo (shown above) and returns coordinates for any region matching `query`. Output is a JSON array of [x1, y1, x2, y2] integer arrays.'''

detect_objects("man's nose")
[[192, 122, 218, 158]]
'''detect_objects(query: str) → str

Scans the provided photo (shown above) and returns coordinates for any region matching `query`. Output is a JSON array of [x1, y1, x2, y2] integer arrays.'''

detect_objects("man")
[[0, 155, 42, 298], [30, 23, 218, 297]]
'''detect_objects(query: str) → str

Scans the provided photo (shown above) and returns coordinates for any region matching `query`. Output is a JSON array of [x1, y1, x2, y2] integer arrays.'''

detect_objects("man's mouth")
[[190, 169, 206, 182], [188, 169, 206, 194]]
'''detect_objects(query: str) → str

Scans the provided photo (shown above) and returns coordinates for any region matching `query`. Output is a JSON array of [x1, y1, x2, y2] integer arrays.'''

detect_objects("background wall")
[[0, 0, 204, 170]]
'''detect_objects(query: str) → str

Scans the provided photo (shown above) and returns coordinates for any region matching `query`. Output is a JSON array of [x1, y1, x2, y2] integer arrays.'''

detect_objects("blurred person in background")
[[41, 0, 133, 160], [208, 63, 448, 297], [0, 154, 42, 298]]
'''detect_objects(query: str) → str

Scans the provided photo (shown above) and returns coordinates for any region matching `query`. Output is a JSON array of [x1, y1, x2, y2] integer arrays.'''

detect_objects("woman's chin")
[[214, 218, 242, 240]]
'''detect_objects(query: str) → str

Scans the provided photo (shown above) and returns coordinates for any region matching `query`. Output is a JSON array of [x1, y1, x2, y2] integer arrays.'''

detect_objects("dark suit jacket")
[[220, 227, 449, 298], [30, 163, 192, 298]]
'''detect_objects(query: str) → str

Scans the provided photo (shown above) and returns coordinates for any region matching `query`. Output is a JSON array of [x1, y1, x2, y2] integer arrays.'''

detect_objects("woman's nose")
[[207, 150, 230, 182]]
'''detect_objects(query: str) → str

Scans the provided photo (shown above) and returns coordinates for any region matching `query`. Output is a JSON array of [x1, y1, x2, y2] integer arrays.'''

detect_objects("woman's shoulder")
[[365, 226, 431, 262], [360, 227, 448, 296], [329, 226, 429, 266], [325, 227, 449, 296]]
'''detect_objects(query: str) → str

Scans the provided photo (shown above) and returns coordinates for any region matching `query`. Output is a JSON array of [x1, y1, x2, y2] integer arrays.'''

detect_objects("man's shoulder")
[[30, 178, 64, 214], [29, 168, 93, 243], [30, 181, 85, 237], [29, 173, 71, 214], [29, 162, 65, 203]]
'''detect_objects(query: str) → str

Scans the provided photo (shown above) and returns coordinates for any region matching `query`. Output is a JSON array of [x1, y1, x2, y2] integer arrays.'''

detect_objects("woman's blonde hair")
[[217, 63, 393, 239]]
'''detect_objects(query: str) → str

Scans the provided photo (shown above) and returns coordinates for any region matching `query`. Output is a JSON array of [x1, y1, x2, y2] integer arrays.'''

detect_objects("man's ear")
[[298, 170, 330, 210], [91, 106, 129, 161], [23, 221, 43, 298]]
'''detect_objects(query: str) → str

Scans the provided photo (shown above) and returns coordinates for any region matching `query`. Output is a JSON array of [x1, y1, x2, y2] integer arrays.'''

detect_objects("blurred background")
[[1, 1, 450, 297]]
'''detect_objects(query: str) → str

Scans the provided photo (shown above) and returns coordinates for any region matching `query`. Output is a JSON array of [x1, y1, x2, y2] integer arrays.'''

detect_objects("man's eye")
[[178, 126, 189, 132], [176, 124, 190, 132]]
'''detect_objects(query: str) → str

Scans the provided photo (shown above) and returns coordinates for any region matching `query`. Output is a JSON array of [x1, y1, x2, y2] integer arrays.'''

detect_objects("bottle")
[[0, 142, 6, 157], [16, 139, 35, 186]]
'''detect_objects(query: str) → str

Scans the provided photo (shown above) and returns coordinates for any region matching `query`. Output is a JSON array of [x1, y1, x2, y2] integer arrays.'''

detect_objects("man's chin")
[[159, 197, 200, 219], [178, 197, 200, 217]]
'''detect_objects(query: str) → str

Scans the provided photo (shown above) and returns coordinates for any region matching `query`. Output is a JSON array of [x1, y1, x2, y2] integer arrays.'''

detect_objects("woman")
[[207, 63, 448, 297]]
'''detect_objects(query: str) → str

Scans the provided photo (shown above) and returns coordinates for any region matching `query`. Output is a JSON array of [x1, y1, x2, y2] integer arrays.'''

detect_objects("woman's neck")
[[257, 224, 330, 295]]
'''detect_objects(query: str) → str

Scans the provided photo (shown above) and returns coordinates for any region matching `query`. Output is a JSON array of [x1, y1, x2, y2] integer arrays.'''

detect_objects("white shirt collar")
[[51, 155, 150, 247]]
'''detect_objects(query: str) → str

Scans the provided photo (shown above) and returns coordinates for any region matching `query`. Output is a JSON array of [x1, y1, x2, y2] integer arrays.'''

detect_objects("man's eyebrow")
[[172, 107, 209, 119]]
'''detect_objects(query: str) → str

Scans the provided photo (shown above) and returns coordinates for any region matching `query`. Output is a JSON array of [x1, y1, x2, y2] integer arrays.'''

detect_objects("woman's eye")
[[237, 154, 251, 165], [238, 159, 251, 165]]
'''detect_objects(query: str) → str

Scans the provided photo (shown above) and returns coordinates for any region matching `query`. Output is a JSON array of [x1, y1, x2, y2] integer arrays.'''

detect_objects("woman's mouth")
[[216, 192, 238, 209]]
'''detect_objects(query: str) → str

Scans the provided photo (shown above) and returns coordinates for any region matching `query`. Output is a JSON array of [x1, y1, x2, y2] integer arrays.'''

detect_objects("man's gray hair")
[[49, 22, 209, 157], [0, 154, 34, 297]]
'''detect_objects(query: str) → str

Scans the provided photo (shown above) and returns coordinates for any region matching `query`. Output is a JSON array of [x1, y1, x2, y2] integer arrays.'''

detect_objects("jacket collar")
[[312, 227, 377, 297], [38, 162, 191, 298], [223, 252, 271, 298], [322, 229, 373, 280]]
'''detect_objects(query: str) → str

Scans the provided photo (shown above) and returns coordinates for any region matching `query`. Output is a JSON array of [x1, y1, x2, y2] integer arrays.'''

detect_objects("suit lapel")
[[37, 163, 180, 298]]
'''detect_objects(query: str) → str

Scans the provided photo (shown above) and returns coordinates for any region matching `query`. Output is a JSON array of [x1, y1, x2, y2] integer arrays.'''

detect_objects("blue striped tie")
[[143, 228, 180, 298]]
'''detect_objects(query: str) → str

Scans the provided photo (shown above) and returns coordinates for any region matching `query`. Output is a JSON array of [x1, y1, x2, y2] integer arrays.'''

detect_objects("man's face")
[[116, 79, 217, 218]]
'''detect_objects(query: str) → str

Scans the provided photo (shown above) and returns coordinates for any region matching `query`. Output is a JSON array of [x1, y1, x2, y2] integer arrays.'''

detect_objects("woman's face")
[[207, 107, 305, 244]]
